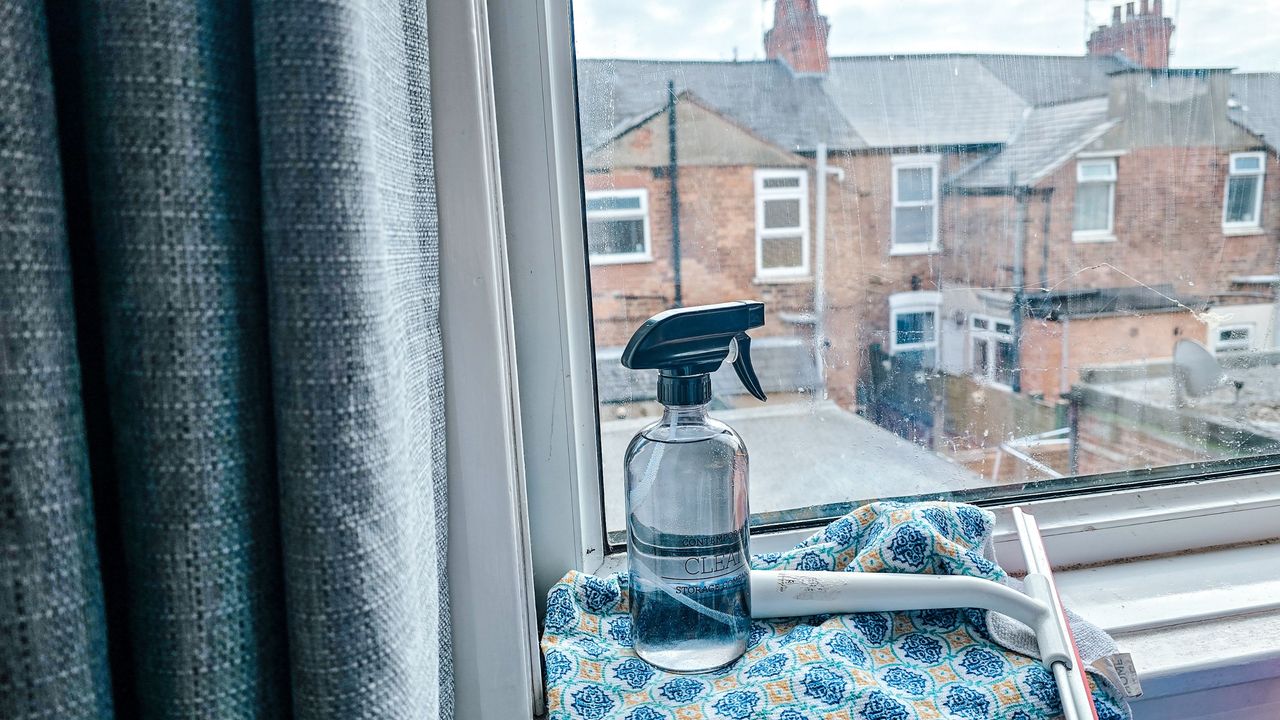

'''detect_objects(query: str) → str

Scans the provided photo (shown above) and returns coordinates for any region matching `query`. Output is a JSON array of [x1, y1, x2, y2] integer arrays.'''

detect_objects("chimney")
[[764, 0, 831, 74], [1088, 2, 1174, 68]]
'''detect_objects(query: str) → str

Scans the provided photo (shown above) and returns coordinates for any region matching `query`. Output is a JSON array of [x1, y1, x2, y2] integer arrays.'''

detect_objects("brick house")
[[578, 0, 1280, 449]]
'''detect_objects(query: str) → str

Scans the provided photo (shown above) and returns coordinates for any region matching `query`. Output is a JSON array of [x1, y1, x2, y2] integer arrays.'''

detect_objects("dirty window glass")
[[573, 0, 1280, 542]]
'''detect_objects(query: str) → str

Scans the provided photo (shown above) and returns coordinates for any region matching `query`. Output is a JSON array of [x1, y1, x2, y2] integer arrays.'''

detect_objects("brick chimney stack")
[[764, 0, 830, 74], [1087, 0, 1174, 68]]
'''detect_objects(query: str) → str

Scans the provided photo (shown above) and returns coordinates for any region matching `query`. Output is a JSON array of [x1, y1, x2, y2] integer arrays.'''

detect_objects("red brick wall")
[[1019, 311, 1207, 402], [1023, 147, 1280, 301], [585, 165, 816, 348]]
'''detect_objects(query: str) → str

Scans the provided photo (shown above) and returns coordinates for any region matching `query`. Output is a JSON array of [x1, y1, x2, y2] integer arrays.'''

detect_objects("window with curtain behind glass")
[[572, 0, 1280, 544]]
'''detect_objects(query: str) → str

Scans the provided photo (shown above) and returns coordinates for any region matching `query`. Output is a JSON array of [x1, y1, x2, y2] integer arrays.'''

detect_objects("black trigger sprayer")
[[619, 300, 767, 673]]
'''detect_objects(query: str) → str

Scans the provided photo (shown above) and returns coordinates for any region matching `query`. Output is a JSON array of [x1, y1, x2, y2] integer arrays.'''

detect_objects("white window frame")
[[484, 3, 1280, 717], [1222, 151, 1266, 234], [584, 188, 652, 265], [890, 154, 941, 255], [1213, 323, 1254, 353], [1072, 157, 1117, 242], [888, 291, 941, 356], [753, 168, 810, 278], [969, 314, 1016, 389]]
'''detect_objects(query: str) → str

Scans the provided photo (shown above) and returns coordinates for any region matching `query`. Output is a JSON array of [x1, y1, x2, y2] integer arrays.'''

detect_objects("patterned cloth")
[[542, 502, 1130, 720]]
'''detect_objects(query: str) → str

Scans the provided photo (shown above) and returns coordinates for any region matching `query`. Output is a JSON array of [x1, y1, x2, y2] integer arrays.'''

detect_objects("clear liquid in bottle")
[[624, 403, 751, 673]]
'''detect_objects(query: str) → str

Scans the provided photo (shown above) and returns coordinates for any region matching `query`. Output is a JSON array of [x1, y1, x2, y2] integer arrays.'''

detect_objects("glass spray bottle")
[[620, 301, 768, 673]]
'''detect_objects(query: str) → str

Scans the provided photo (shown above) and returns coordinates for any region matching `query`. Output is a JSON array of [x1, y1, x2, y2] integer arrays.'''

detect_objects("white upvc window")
[[970, 315, 1016, 388], [889, 291, 941, 361], [1073, 158, 1117, 241], [584, 189, 652, 264], [1223, 152, 1266, 232], [890, 155, 940, 254], [1214, 324, 1253, 353], [753, 169, 809, 278]]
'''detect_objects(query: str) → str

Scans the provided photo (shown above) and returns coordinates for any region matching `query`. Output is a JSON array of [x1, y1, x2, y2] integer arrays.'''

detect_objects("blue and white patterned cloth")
[[542, 502, 1130, 720]]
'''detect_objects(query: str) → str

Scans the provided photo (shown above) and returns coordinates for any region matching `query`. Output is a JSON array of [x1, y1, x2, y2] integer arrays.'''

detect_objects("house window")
[[889, 292, 941, 366], [1223, 152, 1265, 231], [1073, 158, 1116, 240], [971, 316, 1016, 387], [585, 189, 651, 264], [754, 169, 809, 277], [1214, 324, 1253, 353], [891, 156, 939, 253]]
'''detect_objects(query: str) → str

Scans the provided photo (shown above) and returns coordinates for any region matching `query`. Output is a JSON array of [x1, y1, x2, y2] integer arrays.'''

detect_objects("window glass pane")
[[760, 235, 803, 270], [763, 198, 801, 229], [587, 218, 646, 256], [586, 194, 643, 213], [973, 339, 989, 375], [896, 167, 933, 202], [1073, 182, 1112, 231], [1233, 155, 1262, 172], [572, 1, 1280, 542], [762, 176, 801, 189], [995, 340, 1017, 386], [895, 311, 935, 346], [1079, 161, 1115, 180], [1226, 175, 1259, 223], [894, 206, 934, 245]]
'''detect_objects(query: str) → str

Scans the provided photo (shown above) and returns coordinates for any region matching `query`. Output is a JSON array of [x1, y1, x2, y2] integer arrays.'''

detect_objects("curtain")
[[1, 1, 450, 718]]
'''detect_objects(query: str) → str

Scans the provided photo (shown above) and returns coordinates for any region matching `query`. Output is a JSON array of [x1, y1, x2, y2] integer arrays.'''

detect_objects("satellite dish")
[[1173, 339, 1226, 398]]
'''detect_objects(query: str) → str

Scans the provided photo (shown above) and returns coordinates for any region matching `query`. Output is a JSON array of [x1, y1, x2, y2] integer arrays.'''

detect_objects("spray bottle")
[[620, 300, 768, 673]]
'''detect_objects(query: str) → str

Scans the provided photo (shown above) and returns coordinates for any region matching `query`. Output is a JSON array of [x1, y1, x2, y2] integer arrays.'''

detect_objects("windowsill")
[[1072, 231, 1116, 243], [889, 245, 940, 257], [589, 254, 653, 266], [752, 274, 812, 285], [1057, 542, 1280, 707], [1223, 225, 1267, 237]]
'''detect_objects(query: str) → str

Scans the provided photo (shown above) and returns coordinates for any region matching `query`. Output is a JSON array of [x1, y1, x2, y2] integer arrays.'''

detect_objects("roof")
[[577, 53, 1129, 154], [595, 335, 820, 404], [576, 59, 862, 154], [1231, 73, 1280, 150], [598, 401, 986, 532], [1024, 284, 1207, 320], [949, 97, 1119, 189]]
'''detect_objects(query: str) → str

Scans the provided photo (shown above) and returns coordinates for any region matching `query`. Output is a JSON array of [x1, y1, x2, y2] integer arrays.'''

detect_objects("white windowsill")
[[1223, 225, 1267, 237], [590, 254, 653, 266], [889, 244, 941, 257], [1072, 231, 1116, 243], [752, 274, 812, 285]]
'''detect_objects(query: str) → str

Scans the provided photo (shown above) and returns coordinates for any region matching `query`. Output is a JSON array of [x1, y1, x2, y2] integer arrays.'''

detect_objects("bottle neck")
[[660, 403, 710, 425]]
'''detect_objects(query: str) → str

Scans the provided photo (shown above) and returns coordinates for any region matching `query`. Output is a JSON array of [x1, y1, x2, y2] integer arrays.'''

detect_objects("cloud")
[[572, 0, 1278, 71]]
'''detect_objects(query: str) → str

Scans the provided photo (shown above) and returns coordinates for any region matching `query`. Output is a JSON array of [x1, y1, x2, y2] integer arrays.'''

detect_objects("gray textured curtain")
[[1, 1, 450, 718]]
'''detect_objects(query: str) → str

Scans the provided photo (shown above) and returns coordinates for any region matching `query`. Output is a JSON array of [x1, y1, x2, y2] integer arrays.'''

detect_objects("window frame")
[[1213, 323, 1254, 353], [888, 291, 941, 356], [969, 314, 1016, 389], [753, 168, 811, 278], [890, 154, 941, 255], [584, 188, 653, 265], [1072, 157, 1117, 242], [486, 4, 1280, 717], [1222, 151, 1266, 233]]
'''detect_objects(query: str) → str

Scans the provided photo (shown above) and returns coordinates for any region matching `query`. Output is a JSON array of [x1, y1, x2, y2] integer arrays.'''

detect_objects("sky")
[[573, 0, 1280, 73]]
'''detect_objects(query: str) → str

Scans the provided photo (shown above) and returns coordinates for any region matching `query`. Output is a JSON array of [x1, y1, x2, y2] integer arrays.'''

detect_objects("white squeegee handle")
[[747, 509, 1096, 719], [1014, 507, 1099, 720]]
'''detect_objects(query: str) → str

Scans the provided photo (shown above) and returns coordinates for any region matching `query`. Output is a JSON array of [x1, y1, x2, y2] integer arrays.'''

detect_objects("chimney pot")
[[1112, 6, 1122, 25], [1153, 0, 1163, 15], [1126, 2, 1136, 19], [1140, 0, 1150, 14]]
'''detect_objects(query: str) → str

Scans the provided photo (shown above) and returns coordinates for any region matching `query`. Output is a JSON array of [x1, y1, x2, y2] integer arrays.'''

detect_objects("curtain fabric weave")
[[0, 1, 450, 718]]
